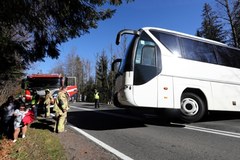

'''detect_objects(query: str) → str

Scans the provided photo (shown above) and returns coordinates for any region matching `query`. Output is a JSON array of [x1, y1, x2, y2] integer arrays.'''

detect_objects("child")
[[12, 103, 29, 143]]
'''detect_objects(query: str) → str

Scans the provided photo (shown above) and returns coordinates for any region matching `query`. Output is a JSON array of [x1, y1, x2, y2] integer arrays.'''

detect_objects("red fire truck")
[[21, 73, 78, 103]]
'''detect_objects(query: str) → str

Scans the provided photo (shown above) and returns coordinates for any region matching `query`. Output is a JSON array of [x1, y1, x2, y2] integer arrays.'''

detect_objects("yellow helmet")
[[45, 89, 50, 92]]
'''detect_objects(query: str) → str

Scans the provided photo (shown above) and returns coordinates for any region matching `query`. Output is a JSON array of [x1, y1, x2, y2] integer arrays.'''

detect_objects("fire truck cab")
[[21, 73, 77, 103]]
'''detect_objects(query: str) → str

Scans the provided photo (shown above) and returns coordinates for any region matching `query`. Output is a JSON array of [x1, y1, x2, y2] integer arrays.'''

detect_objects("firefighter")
[[53, 86, 69, 133], [44, 89, 53, 118], [25, 90, 31, 102], [31, 90, 39, 119], [94, 89, 100, 108]]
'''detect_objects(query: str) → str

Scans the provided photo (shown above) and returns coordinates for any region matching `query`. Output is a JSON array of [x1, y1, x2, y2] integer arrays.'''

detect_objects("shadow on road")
[[67, 109, 184, 131], [201, 111, 240, 122], [69, 102, 240, 130]]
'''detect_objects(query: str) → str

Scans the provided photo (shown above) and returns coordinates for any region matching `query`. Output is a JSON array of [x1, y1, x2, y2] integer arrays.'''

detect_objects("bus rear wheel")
[[179, 92, 206, 123]]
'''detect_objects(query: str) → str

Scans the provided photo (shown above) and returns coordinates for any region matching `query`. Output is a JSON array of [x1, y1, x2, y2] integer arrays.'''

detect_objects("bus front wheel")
[[179, 92, 206, 123], [113, 93, 121, 108]]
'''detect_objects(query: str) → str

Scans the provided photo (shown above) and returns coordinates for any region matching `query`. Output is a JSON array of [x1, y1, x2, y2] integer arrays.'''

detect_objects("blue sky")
[[27, 0, 215, 74]]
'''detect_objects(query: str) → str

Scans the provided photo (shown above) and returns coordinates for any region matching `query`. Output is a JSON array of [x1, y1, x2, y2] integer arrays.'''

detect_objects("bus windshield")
[[119, 35, 139, 73]]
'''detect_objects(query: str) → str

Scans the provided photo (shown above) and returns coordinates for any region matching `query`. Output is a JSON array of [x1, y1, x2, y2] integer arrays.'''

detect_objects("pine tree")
[[95, 50, 109, 103], [75, 56, 83, 99], [197, 3, 226, 43]]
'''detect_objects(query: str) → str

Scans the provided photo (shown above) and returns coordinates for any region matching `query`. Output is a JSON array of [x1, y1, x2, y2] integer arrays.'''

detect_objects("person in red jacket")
[[25, 90, 31, 102]]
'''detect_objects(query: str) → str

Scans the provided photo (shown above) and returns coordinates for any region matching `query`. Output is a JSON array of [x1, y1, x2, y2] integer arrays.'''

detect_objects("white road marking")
[[171, 122, 240, 139], [70, 105, 93, 111], [184, 124, 240, 138], [68, 124, 134, 160]]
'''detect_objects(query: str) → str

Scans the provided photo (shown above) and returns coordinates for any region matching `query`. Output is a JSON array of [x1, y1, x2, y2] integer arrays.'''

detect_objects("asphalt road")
[[67, 102, 240, 160]]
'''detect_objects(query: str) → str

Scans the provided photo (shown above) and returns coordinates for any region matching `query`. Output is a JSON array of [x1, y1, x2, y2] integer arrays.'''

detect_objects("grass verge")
[[0, 119, 67, 160]]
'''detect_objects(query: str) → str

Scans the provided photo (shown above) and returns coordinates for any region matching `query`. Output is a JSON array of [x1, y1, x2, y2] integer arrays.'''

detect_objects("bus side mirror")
[[111, 58, 122, 72]]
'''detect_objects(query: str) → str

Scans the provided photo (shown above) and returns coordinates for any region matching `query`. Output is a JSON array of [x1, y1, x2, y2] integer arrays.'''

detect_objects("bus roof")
[[142, 27, 240, 50]]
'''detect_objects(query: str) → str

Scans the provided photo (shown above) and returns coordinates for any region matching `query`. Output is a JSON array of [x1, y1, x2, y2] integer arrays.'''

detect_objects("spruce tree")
[[95, 50, 109, 103], [197, 3, 226, 43]]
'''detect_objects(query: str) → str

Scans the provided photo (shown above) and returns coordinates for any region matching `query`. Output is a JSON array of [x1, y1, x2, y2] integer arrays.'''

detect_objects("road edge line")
[[68, 124, 134, 160]]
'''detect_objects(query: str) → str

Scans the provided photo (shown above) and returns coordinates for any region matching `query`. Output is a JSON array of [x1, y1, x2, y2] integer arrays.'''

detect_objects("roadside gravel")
[[57, 124, 120, 160]]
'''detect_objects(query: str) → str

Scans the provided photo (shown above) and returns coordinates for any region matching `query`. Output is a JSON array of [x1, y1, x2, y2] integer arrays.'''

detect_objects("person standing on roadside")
[[0, 96, 15, 139], [44, 89, 53, 118], [31, 90, 39, 119], [53, 86, 69, 133], [94, 89, 100, 108]]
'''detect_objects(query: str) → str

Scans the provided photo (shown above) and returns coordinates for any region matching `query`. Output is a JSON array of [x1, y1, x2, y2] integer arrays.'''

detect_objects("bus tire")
[[179, 92, 206, 123]]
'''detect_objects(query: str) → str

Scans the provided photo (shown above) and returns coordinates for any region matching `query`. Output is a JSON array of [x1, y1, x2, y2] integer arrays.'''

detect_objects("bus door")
[[132, 33, 161, 107]]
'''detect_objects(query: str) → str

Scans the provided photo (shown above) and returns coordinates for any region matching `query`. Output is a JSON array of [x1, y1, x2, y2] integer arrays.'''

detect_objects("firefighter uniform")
[[31, 90, 39, 119], [53, 87, 69, 133], [44, 89, 53, 118]]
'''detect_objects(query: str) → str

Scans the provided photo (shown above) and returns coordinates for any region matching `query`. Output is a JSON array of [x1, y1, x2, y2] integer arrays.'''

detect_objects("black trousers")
[[94, 99, 99, 108]]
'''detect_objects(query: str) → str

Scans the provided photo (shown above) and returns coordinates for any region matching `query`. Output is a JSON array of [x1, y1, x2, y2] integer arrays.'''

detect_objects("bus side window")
[[216, 46, 240, 68], [141, 45, 156, 66], [180, 38, 217, 64]]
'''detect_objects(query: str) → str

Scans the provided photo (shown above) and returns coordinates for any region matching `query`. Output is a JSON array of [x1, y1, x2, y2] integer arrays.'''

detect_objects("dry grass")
[[0, 138, 15, 160], [0, 119, 66, 160]]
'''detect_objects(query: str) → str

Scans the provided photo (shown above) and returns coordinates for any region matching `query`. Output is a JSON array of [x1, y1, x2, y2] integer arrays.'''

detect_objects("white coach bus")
[[111, 27, 240, 123]]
